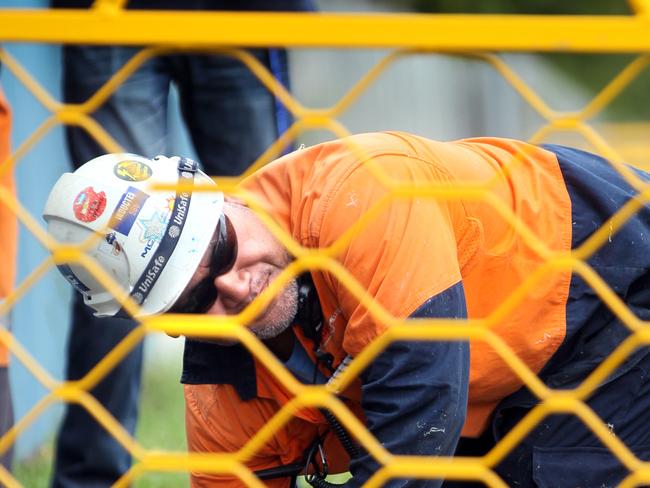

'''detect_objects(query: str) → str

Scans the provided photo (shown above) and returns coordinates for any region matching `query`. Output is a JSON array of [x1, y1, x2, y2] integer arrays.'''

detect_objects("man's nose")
[[213, 269, 251, 312]]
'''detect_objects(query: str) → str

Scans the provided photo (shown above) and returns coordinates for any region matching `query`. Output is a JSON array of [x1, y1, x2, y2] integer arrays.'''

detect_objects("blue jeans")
[[0, 366, 13, 471], [51, 46, 290, 488]]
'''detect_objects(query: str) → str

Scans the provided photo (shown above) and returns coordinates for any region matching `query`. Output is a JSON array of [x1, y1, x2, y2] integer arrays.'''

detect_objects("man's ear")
[[224, 195, 246, 205], [224, 195, 248, 206]]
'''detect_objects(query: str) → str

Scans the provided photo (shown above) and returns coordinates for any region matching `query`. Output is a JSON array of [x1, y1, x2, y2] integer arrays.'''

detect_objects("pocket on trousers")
[[532, 445, 650, 488]]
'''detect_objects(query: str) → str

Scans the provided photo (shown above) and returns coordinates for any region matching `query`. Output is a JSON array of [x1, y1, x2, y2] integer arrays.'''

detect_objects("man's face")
[[174, 201, 298, 341]]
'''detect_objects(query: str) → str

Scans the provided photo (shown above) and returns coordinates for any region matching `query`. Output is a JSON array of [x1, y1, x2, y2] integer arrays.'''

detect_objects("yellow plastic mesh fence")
[[1, 1, 650, 487]]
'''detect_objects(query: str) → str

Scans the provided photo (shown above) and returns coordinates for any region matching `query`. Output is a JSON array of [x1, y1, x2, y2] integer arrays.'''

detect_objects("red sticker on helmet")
[[73, 186, 107, 223]]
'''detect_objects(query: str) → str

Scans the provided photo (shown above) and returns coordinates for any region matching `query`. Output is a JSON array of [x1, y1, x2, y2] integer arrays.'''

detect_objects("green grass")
[[13, 337, 189, 488], [132, 342, 189, 488], [13, 442, 54, 488]]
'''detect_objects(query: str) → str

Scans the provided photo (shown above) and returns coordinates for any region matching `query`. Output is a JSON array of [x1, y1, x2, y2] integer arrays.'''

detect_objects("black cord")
[[295, 275, 357, 487], [303, 437, 326, 480], [319, 408, 361, 460], [304, 436, 351, 488]]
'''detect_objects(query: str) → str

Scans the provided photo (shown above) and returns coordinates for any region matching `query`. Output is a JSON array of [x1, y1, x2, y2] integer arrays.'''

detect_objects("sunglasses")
[[169, 213, 238, 314]]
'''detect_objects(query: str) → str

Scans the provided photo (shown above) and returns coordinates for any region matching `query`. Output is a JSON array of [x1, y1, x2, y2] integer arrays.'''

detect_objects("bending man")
[[43, 132, 650, 487]]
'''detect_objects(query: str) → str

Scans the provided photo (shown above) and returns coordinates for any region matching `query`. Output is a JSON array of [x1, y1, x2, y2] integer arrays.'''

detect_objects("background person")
[[49, 1, 313, 487], [0, 81, 17, 474], [44, 131, 650, 487]]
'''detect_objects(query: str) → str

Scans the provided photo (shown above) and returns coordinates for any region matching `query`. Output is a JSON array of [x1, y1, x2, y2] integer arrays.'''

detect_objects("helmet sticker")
[[97, 232, 123, 258], [166, 196, 175, 212], [137, 210, 170, 258], [73, 187, 107, 223], [167, 225, 181, 238], [109, 186, 149, 236], [114, 160, 153, 182]]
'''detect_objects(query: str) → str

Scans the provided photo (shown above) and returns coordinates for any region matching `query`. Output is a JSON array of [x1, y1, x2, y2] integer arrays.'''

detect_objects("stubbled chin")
[[249, 283, 299, 340], [195, 278, 298, 344]]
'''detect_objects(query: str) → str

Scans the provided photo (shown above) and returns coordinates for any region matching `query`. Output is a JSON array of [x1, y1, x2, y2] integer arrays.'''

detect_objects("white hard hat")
[[43, 153, 223, 317]]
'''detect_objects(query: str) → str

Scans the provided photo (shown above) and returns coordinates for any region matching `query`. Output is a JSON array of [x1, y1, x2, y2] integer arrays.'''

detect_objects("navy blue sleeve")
[[346, 282, 470, 487]]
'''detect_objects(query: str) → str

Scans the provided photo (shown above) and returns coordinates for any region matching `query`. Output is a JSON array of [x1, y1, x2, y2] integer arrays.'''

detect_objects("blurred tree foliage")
[[408, 0, 650, 120], [411, 0, 630, 15]]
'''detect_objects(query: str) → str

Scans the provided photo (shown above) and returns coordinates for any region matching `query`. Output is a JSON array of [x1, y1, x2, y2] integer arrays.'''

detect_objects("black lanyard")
[[116, 157, 197, 317]]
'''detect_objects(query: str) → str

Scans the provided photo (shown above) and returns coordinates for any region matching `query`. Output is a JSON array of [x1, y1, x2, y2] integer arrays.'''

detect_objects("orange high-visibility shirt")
[[184, 131, 571, 485]]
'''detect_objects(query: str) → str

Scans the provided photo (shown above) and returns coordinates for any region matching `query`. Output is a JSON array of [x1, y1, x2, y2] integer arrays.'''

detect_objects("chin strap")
[[115, 157, 197, 318]]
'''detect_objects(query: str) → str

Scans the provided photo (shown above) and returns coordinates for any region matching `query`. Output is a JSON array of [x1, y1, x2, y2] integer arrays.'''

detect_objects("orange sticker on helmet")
[[73, 186, 107, 223], [114, 160, 152, 182]]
